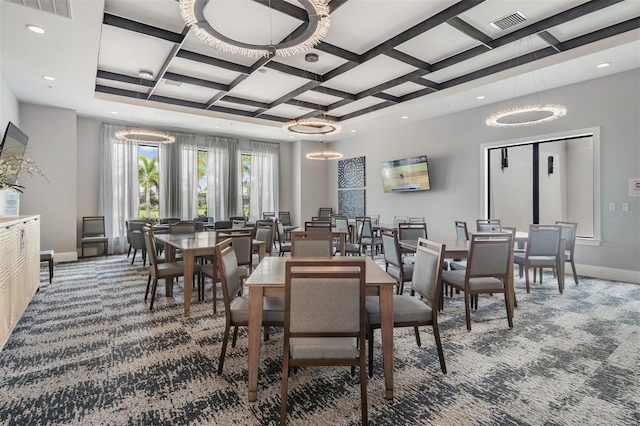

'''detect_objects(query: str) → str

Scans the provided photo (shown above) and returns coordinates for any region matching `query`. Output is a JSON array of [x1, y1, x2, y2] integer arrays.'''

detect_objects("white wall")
[[77, 117, 101, 222], [0, 75, 19, 132], [566, 137, 595, 237], [325, 70, 640, 279], [19, 103, 77, 260]]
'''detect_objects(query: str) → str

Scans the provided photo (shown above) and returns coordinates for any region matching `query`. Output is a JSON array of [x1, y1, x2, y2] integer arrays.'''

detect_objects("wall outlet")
[[609, 202, 616, 211], [622, 203, 630, 212]]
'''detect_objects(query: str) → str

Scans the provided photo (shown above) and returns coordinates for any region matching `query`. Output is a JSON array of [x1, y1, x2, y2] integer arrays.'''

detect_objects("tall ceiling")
[[1, 0, 639, 142]]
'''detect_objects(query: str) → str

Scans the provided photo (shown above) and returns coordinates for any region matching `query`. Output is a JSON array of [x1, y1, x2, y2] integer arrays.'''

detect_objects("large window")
[[483, 128, 600, 242], [198, 150, 207, 216], [241, 153, 251, 218], [138, 144, 159, 218]]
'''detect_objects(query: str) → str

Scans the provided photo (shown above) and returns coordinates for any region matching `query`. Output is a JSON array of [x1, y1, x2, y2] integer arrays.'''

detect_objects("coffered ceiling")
[[1, 0, 639, 142]]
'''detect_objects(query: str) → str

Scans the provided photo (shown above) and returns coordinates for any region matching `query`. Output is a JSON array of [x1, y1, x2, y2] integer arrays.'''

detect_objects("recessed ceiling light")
[[214, 125, 221, 129], [139, 70, 154, 80], [477, 95, 486, 100], [290, 136, 295, 139], [596, 62, 611, 68], [401, 116, 409, 119], [110, 111, 119, 115], [42, 75, 55, 81], [26, 25, 45, 34], [351, 130, 357, 133]]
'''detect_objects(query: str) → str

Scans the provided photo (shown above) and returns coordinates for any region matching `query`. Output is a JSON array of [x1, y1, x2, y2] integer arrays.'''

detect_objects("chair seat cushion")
[[513, 254, 557, 267], [365, 295, 431, 326], [230, 296, 284, 323], [40, 250, 54, 261], [156, 262, 185, 278], [290, 337, 357, 359], [82, 236, 108, 243], [442, 270, 504, 291], [387, 263, 414, 281], [449, 260, 467, 270]]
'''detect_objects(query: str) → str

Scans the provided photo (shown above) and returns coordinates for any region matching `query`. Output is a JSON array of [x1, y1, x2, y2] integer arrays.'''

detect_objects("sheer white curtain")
[[248, 141, 279, 222], [99, 124, 139, 254], [205, 136, 239, 222], [159, 132, 199, 219]]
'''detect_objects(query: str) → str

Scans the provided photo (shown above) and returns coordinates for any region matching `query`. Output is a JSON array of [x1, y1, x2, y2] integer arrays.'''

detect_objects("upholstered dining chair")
[[318, 207, 333, 218], [278, 211, 292, 226], [254, 220, 275, 257], [476, 218, 501, 232], [81, 216, 108, 258], [366, 238, 447, 377], [335, 216, 360, 256], [280, 258, 368, 426], [143, 227, 187, 311], [441, 232, 515, 331], [169, 220, 196, 234], [126, 219, 147, 258], [128, 221, 147, 266], [262, 212, 276, 219], [232, 219, 247, 229], [276, 219, 292, 257], [159, 217, 180, 225], [214, 238, 284, 375], [356, 216, 382, 258], [393, 216, 408, 226], [291, 231, 333, 257], [304, 220, 331, 231], [408, 217, 425, 223], [555, 221, 579, 285], [398, 222, 427, 256], [381, 229, 414, 295], [513, 224, 563, 294]]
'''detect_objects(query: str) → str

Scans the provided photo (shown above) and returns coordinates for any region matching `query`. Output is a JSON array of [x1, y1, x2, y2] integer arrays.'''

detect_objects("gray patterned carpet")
[[1, 254, 639, 425]]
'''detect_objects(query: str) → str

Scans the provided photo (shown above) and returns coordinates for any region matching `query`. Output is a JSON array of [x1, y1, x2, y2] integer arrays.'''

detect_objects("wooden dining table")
[[243, 256, 397, 402], [154, 231, 266, 317]]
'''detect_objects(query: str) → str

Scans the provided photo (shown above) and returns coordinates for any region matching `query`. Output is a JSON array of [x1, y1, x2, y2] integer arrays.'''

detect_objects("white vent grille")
[[163, 79, 184, 87], [490, 11, 527, 30], [6, 0, 72, 19]]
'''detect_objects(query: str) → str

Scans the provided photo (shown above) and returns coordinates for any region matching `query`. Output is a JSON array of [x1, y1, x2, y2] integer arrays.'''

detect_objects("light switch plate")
[[609, 202, 616, 211], [622, 203, 630, 212]]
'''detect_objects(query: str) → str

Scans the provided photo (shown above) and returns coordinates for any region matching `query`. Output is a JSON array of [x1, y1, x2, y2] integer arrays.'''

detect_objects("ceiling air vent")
[[6, 0, 72, 19], [490, 11, 527, 30], [163, 79, 184, 88]]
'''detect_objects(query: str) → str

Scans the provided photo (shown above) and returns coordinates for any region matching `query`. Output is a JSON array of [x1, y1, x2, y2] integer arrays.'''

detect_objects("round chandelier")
[[179, 0, 331, 58], [306, 147, 343, 161], [485, 104, 567, 128], [283, 117, 341, 137], [115, 128, 175, 144]]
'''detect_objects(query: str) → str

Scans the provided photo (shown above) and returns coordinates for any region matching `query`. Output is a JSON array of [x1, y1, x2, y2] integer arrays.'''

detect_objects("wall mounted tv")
[[0, 122, 30, 187], [381, 155, 431, 193]]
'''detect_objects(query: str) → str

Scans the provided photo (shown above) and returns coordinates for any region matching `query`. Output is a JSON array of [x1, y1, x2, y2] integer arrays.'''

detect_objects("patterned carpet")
[[1, 254, 639, 425]]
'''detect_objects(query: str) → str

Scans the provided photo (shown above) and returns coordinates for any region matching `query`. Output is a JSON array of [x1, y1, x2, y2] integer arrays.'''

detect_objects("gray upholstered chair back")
[[254, 224, 274, 254], [217, 233, 252, 267], [143, 228, 159, 269], [279, 211, 292, 226], [277, 220, 286, 241], [159, 217, 180, 225], [381, 230, 402, 268], [232, 219, 246, 229], [455, 221, 469, 240], [304, 221, 331, 231], [476, 219, 501, 232], [467, 234, 513, 277], [526, 225, 561, 256], [356, 217, 373, 240], [169, 221, 196, 234], [318, 207, 333, 218], [393, 216, 407, 226], [398, 222, 427, 241], [83, 216, 105, 236], [368, 215, 379, 226], [555, 221, 577, 253], [216, 239, 242, 302], [263, 212, 276, 219], [411, 239, 445, 304], [334, 217, 349, 232], [291, 231, 333, 257]]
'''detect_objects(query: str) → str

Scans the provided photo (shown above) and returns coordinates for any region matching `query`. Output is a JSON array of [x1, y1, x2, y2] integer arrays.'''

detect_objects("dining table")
[[154, 231, 266, 317], [243, 256, 397, 402]]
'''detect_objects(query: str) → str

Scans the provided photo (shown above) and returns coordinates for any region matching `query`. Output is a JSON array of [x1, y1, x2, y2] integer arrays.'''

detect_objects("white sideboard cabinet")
[[0, 215, 40, 350]]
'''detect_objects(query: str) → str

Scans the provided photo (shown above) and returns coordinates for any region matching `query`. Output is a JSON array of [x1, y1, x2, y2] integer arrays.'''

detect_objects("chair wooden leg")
[[280, 351, 290, 426], [367, 328, 375, 378], [464, 293, 472, 331], [145, 275, 152, 301], [212, 281, 217, 314], [571, 260, 579, 285], [231, 326, 239, 347], [525, 266, 531, 293], [149, 278, 159, 310], [413, 326, 421, 347], [504, 291, 513, 329], [360, 356, 368, 426], [127, 244, 132, 258], [432, 322, 447, 374], [48, 259, 53, 284], [217, 322, 231, 376]]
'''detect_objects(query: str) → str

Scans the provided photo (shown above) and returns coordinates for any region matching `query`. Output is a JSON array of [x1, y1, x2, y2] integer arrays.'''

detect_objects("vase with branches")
[[0, 155, 48, 192]]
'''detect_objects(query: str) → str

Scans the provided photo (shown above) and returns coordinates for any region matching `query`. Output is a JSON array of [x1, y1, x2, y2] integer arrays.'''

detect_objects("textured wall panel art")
[[338, 189, 365, 219], [338, 156, 366, 188]]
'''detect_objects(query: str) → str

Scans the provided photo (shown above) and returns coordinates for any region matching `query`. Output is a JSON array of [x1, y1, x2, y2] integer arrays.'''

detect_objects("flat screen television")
[[381, 155, 431, 193], [0, 122, 30, 187]]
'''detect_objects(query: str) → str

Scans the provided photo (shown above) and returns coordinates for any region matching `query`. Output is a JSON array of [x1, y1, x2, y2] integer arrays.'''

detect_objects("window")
[[241, 153, 251, 218], [138, 144, 159, 219], [483, 127, 600, 243], [198, 150, 207, 216]]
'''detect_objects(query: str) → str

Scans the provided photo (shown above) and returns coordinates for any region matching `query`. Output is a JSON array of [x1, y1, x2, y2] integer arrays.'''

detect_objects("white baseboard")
[[53, 251, 78, 263], [575, 263, 640, 284]]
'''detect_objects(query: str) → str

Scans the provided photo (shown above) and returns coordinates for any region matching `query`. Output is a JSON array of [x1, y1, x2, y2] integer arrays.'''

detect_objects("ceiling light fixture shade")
[[486, 37, 567, 128], [115, 128, 175, 144], [486, 104, 567, 127], [283, 117, 341, 136], [179, 0, 330, 58]]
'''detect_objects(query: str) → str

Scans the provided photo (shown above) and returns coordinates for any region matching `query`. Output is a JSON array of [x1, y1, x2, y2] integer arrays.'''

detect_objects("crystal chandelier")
[[486, 37, 567, 128], [305, 141, 343, 161], [179, 0, 330, 58]]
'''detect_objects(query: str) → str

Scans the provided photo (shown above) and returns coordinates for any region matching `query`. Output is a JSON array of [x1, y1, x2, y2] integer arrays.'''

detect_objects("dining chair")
[[143, 227, 188, 311], [128, 221, 147, 266], [449, 220, 470, 270], [81, 216, 108, 258], [278, 211, 292, 226], [310, 216, 331, 222], [476, 218, 501, 232], [381, 229, 414, 295], [318, 207, 333, 218], [126, 219, 147, 258], [366, 238, 447, 377], [304, 220, 331, 231], [159, 217, 180, 225], [335, 217, 360, 256], [214, 238, 284, 375], [169, 220, 196, 234], [281, 258, 368, 426], [408, 217, 425, 223], [398, 222, 427, 256], [214, 220, 232, 230], [276, 219, 292, 257], [262, 212, 276, 219], [254, 220, 275, 257], [291, 231, 333, 257], [201, 231, 254, 312], [393, 216, 408, 226], [232, 219, 247, 229], [441, 233, 514, 331], [356, 216, 382, 258], [555, 221, 579, 285], [513, 224, 563, 294]]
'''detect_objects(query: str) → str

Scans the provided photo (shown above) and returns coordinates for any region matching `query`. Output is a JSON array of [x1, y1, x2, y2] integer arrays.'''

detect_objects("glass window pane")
[[138, 145, 159, 219]]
